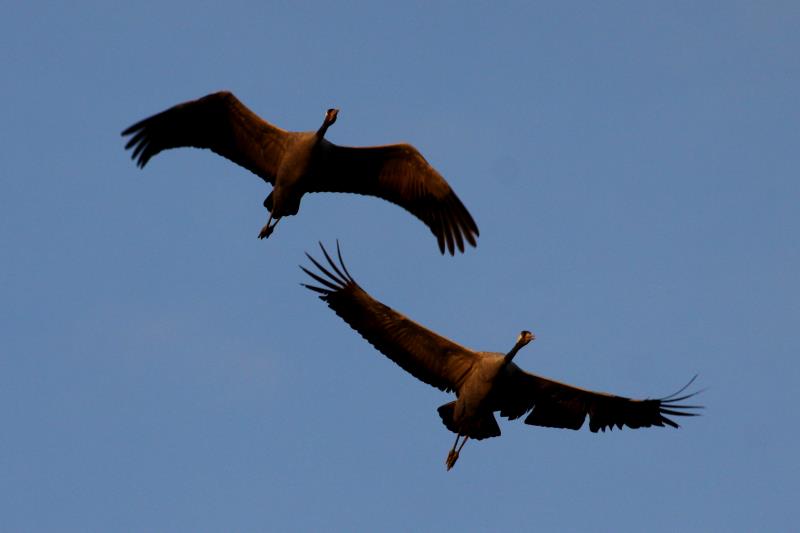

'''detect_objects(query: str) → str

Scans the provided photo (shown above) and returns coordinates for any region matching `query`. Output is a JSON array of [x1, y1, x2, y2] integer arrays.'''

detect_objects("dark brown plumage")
[[302, 242, 701, 469], [122, 91, 479, 254]]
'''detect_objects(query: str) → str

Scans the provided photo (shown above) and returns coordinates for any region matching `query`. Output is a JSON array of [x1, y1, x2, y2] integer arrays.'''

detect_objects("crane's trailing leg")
[[446, 434, 470, 471], [446, 433, 460, 469], [258, 213, 280, 239]]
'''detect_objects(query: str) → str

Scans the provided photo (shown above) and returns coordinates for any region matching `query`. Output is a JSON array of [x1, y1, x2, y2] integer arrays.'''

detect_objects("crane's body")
[[122, 92, 478, 254], [302, 242, 700, 469]]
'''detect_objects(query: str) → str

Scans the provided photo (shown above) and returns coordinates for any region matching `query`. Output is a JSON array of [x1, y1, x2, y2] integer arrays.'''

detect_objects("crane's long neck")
[[316, 122, 331, 137], [502, 340, 526, 366]]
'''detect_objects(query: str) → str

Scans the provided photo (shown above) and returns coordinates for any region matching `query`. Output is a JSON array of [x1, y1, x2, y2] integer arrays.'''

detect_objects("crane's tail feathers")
[[436, 401, 500, 440], [437, 401, 458, 433]]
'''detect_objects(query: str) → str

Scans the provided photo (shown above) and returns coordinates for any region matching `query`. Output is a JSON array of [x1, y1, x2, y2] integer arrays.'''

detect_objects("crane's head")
[[325, 108, 339, 126], [505, 330, 535, 364], [317, 108, 339, 137], [517, 330, 535, 347]]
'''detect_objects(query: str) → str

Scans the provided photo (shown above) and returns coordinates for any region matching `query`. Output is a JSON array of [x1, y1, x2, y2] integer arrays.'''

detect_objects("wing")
[[301, 242, 479, 392], [496, 367, 701, 432], [122, 91, 288, 184], [308, 142, 479, 255]]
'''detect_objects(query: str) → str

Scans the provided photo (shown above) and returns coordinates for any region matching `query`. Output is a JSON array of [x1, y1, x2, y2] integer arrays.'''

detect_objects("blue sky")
[[2, 1, 798, 531]]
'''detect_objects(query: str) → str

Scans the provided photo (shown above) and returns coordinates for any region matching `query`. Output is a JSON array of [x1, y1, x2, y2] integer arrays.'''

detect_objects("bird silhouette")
[[302, 242, 701, 469], [122, 91, 478, 254]]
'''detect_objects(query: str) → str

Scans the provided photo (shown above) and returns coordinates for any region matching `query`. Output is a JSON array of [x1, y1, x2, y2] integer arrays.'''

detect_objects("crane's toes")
[[446, 450, 459, 471], [258, 223, 273, 239]]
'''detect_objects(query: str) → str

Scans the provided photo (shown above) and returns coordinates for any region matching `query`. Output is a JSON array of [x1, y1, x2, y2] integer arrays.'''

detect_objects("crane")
[[122, 92, 478, 254], [302, 242, 701, 469]]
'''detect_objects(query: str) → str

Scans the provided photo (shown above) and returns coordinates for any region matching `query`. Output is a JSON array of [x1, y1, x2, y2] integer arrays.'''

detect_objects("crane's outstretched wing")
[[309, 142, 479, 255], [301, 242, 479, 392], [122, 91, 288, 184], [496, 367, 701, 432]]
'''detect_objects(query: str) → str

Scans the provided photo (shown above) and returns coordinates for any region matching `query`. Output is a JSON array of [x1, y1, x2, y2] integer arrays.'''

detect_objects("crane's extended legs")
[[258, 213, 280, 239], [446, 434, 470, 471]]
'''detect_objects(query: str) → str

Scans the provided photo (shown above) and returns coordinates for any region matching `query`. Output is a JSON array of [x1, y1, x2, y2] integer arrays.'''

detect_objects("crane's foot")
[[258, 223, 274, 239], [446, 449, 460, 471], [445, 434, 468, 471], [258, 216, 279, 239]]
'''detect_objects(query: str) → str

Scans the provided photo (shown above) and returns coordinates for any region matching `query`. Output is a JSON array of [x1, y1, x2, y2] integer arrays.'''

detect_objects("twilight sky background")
[[2, 2, 798, 531]]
